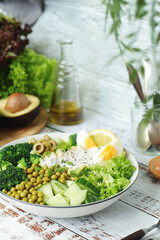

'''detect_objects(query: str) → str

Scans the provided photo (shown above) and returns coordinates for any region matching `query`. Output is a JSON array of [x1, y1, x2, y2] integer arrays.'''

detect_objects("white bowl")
[[0, 133, 139, 218]]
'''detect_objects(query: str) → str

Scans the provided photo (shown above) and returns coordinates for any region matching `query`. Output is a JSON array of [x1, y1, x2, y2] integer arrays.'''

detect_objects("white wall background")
[[28, 0, 159, 125]]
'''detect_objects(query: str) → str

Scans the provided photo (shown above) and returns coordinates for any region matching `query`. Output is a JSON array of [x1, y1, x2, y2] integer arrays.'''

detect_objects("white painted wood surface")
[[28, 0, 160, 125]]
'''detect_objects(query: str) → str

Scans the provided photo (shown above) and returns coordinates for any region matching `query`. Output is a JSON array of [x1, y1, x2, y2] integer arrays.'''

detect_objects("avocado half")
[[0, 94, 40, 126]]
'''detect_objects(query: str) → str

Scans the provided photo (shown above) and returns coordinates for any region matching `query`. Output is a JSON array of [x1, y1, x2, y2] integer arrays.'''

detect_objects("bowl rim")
[[0, 132, 139, 209]]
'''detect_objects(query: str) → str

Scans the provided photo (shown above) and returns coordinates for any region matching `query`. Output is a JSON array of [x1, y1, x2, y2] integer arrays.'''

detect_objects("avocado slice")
[[0, 94, 40, 126]]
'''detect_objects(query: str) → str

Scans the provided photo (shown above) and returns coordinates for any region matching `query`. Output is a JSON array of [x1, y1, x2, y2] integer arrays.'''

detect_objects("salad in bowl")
[[0, 129, 138, 217]]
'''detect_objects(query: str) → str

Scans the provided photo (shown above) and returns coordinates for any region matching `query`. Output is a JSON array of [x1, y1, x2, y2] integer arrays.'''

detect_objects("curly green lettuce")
[[70, 152, 136, 199], [0, 48, 57, 107]]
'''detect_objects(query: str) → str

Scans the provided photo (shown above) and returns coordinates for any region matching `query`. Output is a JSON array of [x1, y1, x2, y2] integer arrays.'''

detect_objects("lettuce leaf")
[[70, 152, 136, 199], [0, 48, 57, 107]]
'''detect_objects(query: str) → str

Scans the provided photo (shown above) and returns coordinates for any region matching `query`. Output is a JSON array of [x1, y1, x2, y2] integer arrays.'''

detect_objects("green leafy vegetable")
[[0, 143, 33, 166], [0, 48, 57, 107], [70, 152, 136, 199], [0, 166, 27, 191], [0, 161, 12, 171]]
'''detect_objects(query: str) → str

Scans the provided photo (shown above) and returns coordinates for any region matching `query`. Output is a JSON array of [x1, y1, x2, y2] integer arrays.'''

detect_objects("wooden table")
[[0, 109, 160, 240]]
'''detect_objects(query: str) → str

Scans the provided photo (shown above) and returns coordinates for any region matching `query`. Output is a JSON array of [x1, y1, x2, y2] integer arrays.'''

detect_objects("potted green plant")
[[103, 0, 160, 86], [102, 0, 160, 154]]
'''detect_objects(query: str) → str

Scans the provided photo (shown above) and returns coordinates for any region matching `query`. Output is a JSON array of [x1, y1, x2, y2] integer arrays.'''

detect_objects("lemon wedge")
[[88, 129, 117, 147]]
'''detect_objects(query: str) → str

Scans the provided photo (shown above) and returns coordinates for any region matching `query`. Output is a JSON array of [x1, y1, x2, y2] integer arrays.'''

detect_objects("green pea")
[[15, 194, 20, 199], [38, 192, 44, 198]]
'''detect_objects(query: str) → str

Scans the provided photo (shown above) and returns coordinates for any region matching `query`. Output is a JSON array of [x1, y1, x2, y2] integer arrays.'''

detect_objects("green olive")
[[35, 186, 39, 190], [38, 192, 44, 198], [22, 197, 28, 202], [33, 142, 45, 154], [48, 139, 57, 149], [7, 191, 11, 196], [64, 167, 68, 173], [15, 193, 20, 199], [2, 189, 7, 194], [44, 135, 51, 141], [37, 184, 42, 188], [40, 202, 44, 205], [51, 175, 58, 180], [29, 137, 37, 144]]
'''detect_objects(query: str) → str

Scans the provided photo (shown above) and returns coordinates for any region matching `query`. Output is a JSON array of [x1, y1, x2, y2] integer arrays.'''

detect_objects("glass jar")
[[131, 96, 160, 155], [49, 40, 83, 125]]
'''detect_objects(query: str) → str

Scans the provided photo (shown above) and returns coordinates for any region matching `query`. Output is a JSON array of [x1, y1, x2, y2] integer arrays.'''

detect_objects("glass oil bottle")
[[49, 40, 83, 125]]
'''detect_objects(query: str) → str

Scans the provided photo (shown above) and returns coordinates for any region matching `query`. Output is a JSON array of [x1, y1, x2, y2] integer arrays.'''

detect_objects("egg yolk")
[[84, 136, 96, 148], [99, 145, 117, 161]]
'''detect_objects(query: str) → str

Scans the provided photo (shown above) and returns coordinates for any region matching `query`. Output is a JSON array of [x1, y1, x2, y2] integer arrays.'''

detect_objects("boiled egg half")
[[77, 129, 96, 149], [97, 139, 123, 162]]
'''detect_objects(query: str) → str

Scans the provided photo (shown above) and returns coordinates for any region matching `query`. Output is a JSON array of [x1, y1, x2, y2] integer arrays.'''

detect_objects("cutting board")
[[0, 107, 48, 147]]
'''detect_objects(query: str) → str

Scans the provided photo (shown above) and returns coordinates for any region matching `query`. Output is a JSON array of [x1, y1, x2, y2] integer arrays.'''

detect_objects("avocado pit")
[[0, 93, 40, 126], [5, 92, 31, 113]]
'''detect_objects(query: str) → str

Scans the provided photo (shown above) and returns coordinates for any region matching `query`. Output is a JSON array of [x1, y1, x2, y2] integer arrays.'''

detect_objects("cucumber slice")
[[85, 192, 101, 203], [64, 183, 81, 198], [70, 189, 87, 206], [64, 183, 87, 206], [50, 180, 68, 195], [45, 193, 69, 206], [76, 178, 100, 195], [37, 183, 53, 202], [65, 180, 74, 188]]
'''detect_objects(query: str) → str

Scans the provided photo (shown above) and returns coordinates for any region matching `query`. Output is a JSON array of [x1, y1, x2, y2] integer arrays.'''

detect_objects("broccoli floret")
[[17, 157, 29, 169], [0, 166, 27, 191], [17, 154, 41, 170], [0, 161, 12, 171], [0, 143, 33, 166], [30, 154, 41, 164]]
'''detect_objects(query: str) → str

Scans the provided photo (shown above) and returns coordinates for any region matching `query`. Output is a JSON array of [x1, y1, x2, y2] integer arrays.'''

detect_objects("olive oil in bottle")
[[49, 40, 83, 125], [50, 101, 83, 125]]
